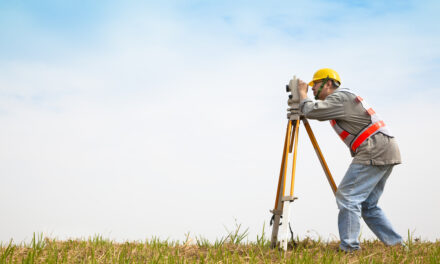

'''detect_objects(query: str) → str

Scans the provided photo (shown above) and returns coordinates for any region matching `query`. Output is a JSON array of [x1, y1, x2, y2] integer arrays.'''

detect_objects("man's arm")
[[300, 96, 345, 121], [297, 79, 345, 121]]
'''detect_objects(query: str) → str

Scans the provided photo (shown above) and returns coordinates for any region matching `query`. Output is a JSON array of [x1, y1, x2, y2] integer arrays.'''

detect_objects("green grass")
[[1, 231, 439, 263]]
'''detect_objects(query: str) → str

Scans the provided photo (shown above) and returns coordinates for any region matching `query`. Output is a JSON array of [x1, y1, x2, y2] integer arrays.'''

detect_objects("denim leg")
[[361, 166, 402, 246], [335, 163, 393, 251]]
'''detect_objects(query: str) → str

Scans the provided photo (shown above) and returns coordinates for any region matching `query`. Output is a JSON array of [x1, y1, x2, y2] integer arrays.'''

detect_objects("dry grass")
[[1, 232, 439, 263]]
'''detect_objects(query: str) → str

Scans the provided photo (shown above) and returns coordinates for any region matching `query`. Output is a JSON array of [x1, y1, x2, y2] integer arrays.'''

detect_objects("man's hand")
[[298, 79, 309, 100]]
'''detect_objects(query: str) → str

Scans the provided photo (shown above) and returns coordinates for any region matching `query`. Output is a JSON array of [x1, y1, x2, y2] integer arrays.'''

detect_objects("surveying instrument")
[[269, 76, 338, 251]]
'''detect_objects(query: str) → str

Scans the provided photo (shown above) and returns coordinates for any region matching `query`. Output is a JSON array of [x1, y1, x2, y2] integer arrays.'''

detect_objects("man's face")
[[311, 81, 323, 97], [312, 80, 333, 100]]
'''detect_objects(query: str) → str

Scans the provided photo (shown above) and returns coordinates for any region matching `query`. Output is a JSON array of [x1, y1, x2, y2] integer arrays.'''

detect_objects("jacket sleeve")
[[299, 93, 346, 121]]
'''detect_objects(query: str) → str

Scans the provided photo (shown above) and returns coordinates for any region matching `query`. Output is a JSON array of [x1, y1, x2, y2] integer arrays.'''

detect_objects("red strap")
[[339, 131, 349, 140], [356, 96, 363, 102], [331, 119, 349, 140], [351, 121, 385, 152], [366, 108, 376, 115]]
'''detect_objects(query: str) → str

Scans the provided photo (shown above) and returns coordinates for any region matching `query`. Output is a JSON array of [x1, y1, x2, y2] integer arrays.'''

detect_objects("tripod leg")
[[303, 119, 338, 194], [290, 119, 300, 197], [273, 120, 292, 210], [281, 121, 293, 198], [271, 120, 293, 248], [289, 120, 297, 153], [280, 119, 300, 251]]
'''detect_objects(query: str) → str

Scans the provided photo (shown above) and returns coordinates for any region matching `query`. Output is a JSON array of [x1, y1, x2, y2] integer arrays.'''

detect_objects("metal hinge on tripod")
[[269, 214, 282, 226], [282, 196, 298, 202]]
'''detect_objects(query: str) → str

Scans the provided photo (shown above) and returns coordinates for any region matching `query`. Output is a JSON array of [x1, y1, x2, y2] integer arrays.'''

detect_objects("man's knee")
[[336, 190, 361, 214], [335, 189, 345, 208], [361, 203, 380, 218]]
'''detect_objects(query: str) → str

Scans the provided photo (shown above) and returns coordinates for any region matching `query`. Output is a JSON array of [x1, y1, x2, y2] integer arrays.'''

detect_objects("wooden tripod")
[[270, 117, 338, 250]]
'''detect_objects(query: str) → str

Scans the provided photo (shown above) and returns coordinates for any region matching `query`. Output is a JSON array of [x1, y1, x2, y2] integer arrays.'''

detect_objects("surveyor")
[[297, 68, 402, 252]]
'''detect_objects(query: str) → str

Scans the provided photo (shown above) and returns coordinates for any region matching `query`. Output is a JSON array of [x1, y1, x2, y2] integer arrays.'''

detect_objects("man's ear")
[[326, 79, 333, 88]]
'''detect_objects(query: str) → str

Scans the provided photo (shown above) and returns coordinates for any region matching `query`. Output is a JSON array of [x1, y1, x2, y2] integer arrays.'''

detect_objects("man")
[[297, 68, 403, 252]]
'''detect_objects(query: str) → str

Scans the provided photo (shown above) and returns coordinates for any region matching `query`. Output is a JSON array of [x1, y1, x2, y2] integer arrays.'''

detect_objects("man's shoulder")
[[327, 88, 354, 102]]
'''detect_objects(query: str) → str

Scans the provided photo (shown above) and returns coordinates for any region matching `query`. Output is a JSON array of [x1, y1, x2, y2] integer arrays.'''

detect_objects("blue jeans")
[[335, 163, 402, 251]]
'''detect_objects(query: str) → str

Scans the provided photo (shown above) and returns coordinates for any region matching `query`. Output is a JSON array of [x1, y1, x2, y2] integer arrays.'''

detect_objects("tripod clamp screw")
[[287, 107, 301, 120]]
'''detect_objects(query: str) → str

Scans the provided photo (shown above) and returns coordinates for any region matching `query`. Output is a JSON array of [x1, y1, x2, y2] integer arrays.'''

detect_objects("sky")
[[1, 0, 440, 244]]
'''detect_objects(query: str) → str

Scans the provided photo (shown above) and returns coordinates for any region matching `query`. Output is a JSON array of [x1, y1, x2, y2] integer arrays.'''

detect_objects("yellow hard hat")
[[308, 68, 341, 87]]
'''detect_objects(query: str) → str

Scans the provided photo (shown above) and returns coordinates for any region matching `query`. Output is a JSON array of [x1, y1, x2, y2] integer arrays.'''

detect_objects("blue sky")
[[1, 1, 436, 60], [1, 0, 439, 243]]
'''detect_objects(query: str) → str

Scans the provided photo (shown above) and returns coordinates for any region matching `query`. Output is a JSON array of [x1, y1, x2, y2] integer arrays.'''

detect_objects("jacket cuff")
[[299, 98, 312, 112]]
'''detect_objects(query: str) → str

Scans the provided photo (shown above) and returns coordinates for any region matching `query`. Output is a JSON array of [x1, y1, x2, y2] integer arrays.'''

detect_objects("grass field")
[[1, 229, 439, 263]]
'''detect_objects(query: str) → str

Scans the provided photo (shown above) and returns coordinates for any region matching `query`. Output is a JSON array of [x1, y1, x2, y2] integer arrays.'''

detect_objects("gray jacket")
[[299, 88, 401, 165]]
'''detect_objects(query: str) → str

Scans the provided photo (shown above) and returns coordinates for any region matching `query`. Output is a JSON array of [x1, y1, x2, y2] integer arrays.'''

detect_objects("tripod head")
[[286, 76, 302, 120]]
